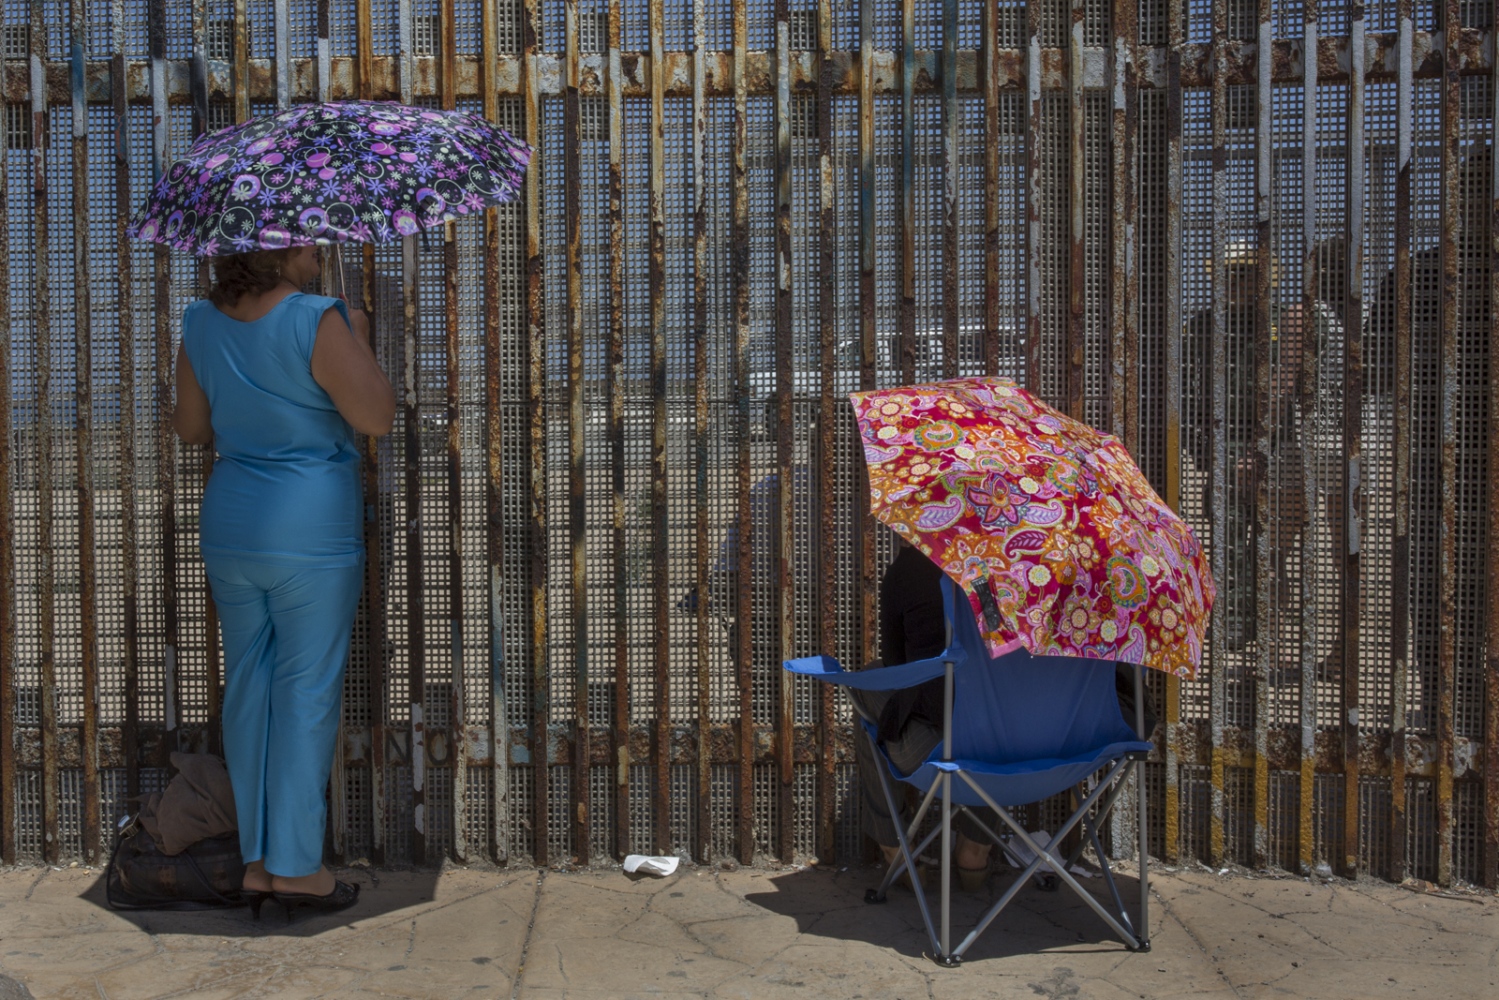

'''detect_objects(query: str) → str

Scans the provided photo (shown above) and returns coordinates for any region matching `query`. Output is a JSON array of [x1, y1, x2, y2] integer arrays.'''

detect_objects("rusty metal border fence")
[[0, 0, 1494, 887]]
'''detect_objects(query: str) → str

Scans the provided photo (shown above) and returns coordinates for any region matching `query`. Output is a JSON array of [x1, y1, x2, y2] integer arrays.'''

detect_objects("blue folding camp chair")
[[784, 576, 1154, 964]]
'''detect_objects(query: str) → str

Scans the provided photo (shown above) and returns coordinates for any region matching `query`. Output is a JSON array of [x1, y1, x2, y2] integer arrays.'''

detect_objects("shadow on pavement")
[[742, 862, 1146, 963], [75, 864, 440, 937]]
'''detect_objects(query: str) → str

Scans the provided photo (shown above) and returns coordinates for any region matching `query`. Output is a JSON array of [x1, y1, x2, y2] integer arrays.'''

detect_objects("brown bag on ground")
[[138, 752, 238, 856], [105, 752, 244, 911]]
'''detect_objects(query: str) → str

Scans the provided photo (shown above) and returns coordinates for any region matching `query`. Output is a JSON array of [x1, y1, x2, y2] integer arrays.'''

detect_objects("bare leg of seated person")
[[851, 687, 995, 889]]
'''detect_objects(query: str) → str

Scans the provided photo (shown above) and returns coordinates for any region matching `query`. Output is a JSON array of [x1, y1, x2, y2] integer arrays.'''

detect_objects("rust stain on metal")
[[1023, 6, 1041, 391], [648, 0, 671, 858], [523, 0, 551, 867], [1272, 38, 1297, 84], [693, 0, 713, 864], [856, 0, 878, 708], [111, 17, 142, 806], [70, 5, 101, 862], [1454, 27, 1485, 73], [1067, 0, 1085, 420], [1161, 1, 1186, 865], [1342, 0, 1367, 879], [1111, 0, 1138, 445], [731, 0, 754, 866], [774, 0, 795, 864], [397, 0, 430, 866], [479, 0, 508, 866], [443, 0, 469, 865], [1298, 0, 1320, 879], [1388, 0, 1413, 884], [1317, 35, 1344, 82], [1207, 0, 1229, 869], [607, 0, 631, 863], [982, 0, 1002, 378], [31, 0, 58, 865], [815, 0, 837, 861], [563, 0, 590, 868], [1435, 0, 1459, 887]]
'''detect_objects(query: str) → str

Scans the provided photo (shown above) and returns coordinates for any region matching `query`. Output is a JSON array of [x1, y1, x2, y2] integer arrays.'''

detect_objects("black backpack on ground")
[[105, 814, 245, 911]]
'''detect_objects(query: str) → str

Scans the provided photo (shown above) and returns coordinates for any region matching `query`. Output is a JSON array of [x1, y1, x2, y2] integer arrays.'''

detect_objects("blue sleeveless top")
[[182, 292, 364, 566]]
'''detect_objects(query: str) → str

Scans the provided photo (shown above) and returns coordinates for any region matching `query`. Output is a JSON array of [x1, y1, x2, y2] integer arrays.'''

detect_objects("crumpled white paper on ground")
[[623, 854, 680, 877], [1004, 830, 1096, 877]]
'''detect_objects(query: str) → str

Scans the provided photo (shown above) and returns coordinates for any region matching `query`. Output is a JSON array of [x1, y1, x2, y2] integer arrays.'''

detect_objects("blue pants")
[[205, 552, 363, 877]]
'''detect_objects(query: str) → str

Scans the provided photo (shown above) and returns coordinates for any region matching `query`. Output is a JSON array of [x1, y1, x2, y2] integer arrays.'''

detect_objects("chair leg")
[[865, 730, 942, 957], [1062, 783, 1133, 934], [950, 763, 1142, 956], [940, 772, 953, 963], [1136, 756, 1151, 951], [1133, 663, 1151, 951], [1081, 809, 1133, 936]]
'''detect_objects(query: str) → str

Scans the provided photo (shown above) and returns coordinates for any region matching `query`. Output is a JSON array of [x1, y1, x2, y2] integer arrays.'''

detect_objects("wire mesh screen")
[[0, 1, 1493, 886]]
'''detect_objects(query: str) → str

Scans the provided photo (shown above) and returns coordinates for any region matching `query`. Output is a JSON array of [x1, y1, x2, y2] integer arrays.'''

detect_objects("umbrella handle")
[[331, 244, 348, 301]]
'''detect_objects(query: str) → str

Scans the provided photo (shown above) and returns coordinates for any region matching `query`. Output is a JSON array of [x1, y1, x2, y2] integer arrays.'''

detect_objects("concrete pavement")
[[0, 859, 1493, 999]]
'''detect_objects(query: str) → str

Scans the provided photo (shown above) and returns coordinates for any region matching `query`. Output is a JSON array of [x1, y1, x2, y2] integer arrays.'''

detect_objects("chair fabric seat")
[[904, 743, 1151, 808], [861, 716, 1149, 808]]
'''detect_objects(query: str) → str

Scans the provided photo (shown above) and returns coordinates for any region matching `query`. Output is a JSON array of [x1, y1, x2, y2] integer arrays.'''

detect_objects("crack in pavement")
[[508, 869, 545, 1000], [23, 870, 47, 902], [1151, 884, 1247, 1000]]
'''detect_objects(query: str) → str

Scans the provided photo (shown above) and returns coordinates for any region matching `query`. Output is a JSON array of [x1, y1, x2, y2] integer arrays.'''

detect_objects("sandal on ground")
[[271, 879, 360, 922]]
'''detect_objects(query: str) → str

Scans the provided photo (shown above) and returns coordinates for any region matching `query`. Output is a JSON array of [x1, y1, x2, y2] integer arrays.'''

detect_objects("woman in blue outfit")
[[172, 245, 395, 917]]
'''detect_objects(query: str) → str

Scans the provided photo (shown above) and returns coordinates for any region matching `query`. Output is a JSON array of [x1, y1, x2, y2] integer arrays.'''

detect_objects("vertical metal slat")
[[1342, 0, 1368, 879], [693, 0, 713, 864], [1208, 0, 1229, 868], [648, 0, 670, 856], [0, 0, 14, 866], [563, 0, 589, 866], [441, 0, 466, 865], [773, 0, 794, 864], [731, 0, 754, 866], [522, 0, 550, 866], [1389, 0, 1414, 883], [1435, 0, 1460, 887], [480, 0, 507, 865], [70, 0, 101, 863], [606, 0, 630, 862], [815, 0, 837, 860]]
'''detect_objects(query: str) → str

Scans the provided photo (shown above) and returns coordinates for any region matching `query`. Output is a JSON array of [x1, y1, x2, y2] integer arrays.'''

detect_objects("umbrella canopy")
[[128, 100, 531, 255], [851, 377, 1214, 679]]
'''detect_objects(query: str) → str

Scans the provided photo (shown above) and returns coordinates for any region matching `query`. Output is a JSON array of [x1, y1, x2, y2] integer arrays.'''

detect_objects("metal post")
[[1136, 662, 1150, 947], [941, 657, 954, 959]]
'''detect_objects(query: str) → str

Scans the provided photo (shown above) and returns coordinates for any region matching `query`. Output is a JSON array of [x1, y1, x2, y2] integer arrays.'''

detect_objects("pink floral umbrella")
[[852, 377, 1214, 679]]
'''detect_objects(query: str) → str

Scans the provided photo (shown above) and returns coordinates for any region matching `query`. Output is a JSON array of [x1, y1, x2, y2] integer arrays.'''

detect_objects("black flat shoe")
[[243, 889, 273, 920], [272, 880, 360, 923]]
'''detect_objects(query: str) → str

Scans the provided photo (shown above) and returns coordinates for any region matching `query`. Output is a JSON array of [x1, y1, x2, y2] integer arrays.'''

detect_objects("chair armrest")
[[782, 647, 965, 690]]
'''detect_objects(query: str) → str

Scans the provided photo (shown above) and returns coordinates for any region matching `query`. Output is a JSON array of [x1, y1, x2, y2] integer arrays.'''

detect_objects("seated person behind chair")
[[851, 537, 999, 887], [852, 536, 1159, 888]]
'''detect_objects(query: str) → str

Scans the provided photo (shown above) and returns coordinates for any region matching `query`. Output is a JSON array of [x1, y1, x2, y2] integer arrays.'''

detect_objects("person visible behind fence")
[[172, 245, 395, 919]]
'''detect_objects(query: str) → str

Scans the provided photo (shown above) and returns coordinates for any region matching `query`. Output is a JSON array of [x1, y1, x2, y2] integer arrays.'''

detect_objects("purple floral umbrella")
[[128, 100, 530, 256]]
